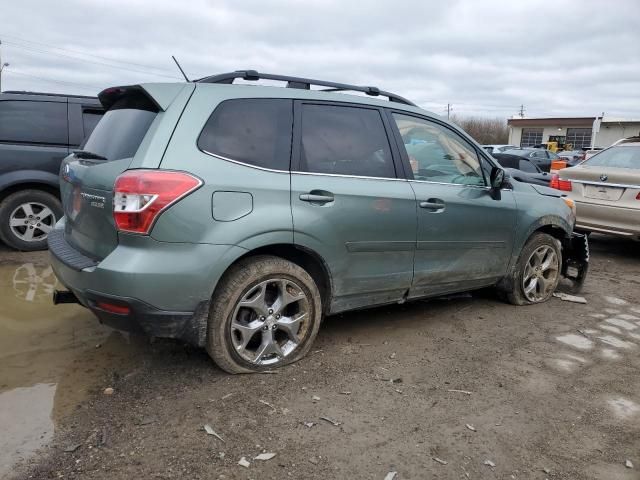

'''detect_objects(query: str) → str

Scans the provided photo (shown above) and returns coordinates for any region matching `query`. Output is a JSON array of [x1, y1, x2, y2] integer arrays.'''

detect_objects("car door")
[[290, 101, 417, 313], [387, 111, 518, 298], [0, 99, 70, 179]]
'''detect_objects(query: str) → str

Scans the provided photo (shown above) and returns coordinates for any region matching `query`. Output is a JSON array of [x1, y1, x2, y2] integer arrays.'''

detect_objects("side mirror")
[[490, 167, 505, 189]]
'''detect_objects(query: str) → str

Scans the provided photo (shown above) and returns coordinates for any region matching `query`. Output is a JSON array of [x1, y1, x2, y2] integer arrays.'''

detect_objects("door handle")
[[419, 199, 445, 210], [299, 193, 334, 204]]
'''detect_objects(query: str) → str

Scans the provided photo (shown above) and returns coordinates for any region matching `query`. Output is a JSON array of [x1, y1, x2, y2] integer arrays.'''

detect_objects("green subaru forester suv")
[[49, 71, 589, 373]]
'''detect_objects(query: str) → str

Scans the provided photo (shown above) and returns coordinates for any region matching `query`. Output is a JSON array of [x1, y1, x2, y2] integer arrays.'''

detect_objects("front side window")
[[198, 99, 293, 170], [0, 100, 67, 145], [299, 104, 395, 178], [392, 113, 485, 186]]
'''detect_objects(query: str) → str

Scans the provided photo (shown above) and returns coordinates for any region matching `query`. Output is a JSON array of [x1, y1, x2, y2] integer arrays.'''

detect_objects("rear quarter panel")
[[153, 85, 293, 249]]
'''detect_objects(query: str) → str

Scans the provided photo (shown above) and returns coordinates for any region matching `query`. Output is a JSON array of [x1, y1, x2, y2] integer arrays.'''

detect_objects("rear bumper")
[[82, 290, 209, 345], [49, 223, 246, 346], [574, 200, 640, 237]]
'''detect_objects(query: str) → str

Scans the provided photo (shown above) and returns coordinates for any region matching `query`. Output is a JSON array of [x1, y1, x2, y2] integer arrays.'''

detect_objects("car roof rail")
[[1, 90, 97, 99], [196, 70, 416, 106]]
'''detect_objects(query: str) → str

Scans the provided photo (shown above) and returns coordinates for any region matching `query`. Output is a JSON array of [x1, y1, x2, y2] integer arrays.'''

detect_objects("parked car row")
[[0, 91, 103, 250]]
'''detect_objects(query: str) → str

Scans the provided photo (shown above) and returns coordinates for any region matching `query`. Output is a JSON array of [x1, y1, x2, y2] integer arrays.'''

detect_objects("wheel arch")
[[214, 243, 333, 315], [522, 215, 572, 245], [0, 180, 61, 203], [498, 215, 572, 293]]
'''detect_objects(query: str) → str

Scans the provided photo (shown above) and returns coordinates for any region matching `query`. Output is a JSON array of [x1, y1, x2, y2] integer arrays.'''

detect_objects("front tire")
[[206, 255, 322, 374], [504, 233, 562, 305], [0, 189, 62, 251]]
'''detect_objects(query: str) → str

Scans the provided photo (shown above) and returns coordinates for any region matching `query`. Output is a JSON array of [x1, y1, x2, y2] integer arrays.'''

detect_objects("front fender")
[[519, 215, 573, 250]]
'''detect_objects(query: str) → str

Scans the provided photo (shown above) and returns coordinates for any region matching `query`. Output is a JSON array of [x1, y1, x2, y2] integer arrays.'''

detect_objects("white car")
[[483, 144, 516, 155]]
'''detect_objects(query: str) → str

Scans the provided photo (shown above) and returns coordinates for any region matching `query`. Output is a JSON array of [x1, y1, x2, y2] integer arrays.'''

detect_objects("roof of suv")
[[613, 136, 640, 146], [195, 69, 416, 106], [0, 91, 101, 105]]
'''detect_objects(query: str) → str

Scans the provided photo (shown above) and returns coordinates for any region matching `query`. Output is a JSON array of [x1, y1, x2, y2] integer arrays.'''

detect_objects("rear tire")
[[503, 233, 562, 306], [206, 255, 322, 374], [0, 189, 62, 251]]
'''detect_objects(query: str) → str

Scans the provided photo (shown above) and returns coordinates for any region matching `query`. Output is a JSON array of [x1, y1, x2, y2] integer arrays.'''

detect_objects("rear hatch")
[[559, 145, 640, 207], [60, 86, 160, 259]]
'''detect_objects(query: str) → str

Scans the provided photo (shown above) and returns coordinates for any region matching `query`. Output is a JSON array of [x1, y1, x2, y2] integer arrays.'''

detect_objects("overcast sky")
[[1, 0, 639, 119]]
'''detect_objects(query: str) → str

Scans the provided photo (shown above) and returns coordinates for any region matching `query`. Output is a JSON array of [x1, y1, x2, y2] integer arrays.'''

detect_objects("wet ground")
[[0, 247, 146, 478], [2, 236, 640, 479]]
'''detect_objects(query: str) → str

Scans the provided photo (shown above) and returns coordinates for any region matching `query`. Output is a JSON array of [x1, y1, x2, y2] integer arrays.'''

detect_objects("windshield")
[[585, 146, 640, 169]]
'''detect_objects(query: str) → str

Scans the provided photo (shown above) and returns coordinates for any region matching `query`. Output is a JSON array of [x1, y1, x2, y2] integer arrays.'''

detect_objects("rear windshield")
[[585, 146, 640, 169], [82, 93, 157, 160]]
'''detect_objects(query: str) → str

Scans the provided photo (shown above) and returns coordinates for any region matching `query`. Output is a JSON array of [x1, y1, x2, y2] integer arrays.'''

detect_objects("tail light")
[[636, 192, 640, 200], [96, 301, 131, 315], [550, 174, 572, 191], [113, 170, 202, 234]]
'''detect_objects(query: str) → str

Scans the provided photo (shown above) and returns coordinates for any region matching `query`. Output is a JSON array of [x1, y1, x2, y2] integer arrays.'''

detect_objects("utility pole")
[[518, 104, 525, 118], [0, 40, 9, 93], [447, 103, 452, 119]]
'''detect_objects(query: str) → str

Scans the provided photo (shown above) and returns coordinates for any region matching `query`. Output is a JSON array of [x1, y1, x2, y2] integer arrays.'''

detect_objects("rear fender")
[[0, 170, 60, 196]]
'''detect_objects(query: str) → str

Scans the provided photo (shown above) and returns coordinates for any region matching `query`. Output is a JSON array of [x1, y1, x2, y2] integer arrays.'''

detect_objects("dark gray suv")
[[0, 91, 103, 250]]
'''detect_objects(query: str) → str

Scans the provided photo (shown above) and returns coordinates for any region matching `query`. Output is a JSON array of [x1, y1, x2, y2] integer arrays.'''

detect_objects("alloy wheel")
[[9, 202, 56, 243], [522, 245, 559, 302], [230, 278, 310, 366]]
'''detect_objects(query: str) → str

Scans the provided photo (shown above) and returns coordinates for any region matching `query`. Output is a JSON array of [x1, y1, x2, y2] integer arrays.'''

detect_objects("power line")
[[0, 32, 179, 75], [3, 69, 100, 91], [2, 40, 182, 80]]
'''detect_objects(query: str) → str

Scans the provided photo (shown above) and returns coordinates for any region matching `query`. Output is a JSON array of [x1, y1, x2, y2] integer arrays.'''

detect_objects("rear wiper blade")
[[73, 150, 107, 160]]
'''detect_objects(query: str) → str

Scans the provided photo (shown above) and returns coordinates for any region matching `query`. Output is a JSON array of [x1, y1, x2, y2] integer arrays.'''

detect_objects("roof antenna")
[[172, 56, 190, 82]]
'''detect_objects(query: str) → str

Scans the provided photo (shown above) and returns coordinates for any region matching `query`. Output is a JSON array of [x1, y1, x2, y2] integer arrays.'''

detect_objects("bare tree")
[[450, 115, 509, 145]]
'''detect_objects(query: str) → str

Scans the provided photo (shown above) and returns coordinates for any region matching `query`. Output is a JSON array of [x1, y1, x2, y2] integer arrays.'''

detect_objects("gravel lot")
[[2, 235, 640, 480]]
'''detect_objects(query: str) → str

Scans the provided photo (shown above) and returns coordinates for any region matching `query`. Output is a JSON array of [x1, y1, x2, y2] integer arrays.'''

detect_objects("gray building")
[[507, 117, 640, 150]]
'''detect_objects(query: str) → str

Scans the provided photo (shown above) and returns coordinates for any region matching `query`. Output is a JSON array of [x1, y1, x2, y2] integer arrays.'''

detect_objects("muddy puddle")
[[0, 254, 145, 477]]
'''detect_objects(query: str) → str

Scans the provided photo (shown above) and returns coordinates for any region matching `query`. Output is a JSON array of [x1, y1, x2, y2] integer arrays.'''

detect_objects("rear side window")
[[198, 99, 293, 170], [82, 110, 103, 137], [0, 100, 67, 145], [495, 156, 517, 169], [299, 104, 395, 178], [519, 160, 538, 173], [83, 94, 157, 161]]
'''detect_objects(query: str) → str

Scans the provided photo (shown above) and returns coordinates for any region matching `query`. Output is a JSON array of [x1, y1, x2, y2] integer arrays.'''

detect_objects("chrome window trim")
[[408, 178, 491, 190], [200, 149, 290, 174], [200, 150, 408, 181], [571, 179, 640, 189], [291, 170, 407, 182]]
